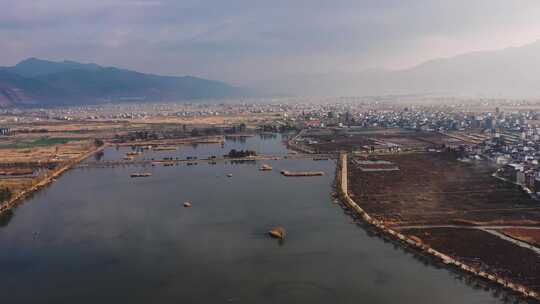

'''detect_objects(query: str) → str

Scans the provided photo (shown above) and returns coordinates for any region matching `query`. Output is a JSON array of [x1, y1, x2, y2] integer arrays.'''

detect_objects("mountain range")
[[3, 39, 540, 107], [254, 39, 540, 98], [0, 58, 243, 107]]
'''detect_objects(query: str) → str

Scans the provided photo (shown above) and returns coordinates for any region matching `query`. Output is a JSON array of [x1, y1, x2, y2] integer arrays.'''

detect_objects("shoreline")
[[335, 152, 540, 302], [0, 144, 105, 216]]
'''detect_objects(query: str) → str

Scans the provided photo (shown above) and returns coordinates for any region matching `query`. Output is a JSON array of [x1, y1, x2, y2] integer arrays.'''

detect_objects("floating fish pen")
[[123, 156, 135, 161], [354, 160, 400, 172], [130, 172, 152, 178], [313, 158, 329, 161], [259, 164, 273, 171], [280, 170, 324, 177], [186, 162, 198, 166], [153, 146, 177, 151]]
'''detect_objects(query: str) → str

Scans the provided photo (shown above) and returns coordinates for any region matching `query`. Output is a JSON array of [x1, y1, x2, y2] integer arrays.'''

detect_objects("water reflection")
[[94, 150, 104, 161], [0, 209, 13, 227]]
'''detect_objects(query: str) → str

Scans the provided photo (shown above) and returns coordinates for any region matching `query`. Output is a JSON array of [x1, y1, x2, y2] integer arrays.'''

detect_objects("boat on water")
[[130, 172, 152, 178], [183, 201, 192, 207], [268, 227, 286, 239], [259, 164, 272, 171], [227, 173, 233, 177]]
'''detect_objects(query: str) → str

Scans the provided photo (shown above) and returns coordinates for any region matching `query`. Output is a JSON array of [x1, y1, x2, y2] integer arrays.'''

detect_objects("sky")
[[2, 0, 540, 87]]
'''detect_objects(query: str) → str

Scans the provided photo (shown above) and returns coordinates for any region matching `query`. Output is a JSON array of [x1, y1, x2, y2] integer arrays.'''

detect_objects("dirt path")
[[480, 228, 540, 255]]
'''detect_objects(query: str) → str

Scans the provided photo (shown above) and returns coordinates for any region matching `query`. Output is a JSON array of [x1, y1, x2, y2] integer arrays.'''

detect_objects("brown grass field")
[[498, 228, 540, 247], [348, 152, 540, 226], [403, 227, 540, 293]]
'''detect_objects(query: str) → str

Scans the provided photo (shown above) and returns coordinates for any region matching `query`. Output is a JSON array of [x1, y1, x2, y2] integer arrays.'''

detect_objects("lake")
[[0, 134, 517, 303]]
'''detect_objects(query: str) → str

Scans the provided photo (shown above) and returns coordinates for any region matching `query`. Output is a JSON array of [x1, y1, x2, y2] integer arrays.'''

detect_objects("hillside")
[[255, 39, 540, 98], [0, 58, 243, 106]]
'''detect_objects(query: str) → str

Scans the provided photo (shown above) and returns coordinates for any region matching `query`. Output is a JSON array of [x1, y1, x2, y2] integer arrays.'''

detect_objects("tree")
[[94, 138, 105, 147], [226, 149, 256, 158], [191, 128, 200, 137], [0, 187, 12, 202]]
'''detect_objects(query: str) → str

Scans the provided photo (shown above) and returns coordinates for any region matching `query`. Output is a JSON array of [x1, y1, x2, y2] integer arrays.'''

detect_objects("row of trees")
[[110, 123, 254, 143], [226, 149, 257, 158]]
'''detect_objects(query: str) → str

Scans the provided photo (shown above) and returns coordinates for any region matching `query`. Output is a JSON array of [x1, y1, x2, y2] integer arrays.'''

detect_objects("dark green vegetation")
[[0, 58, 244, 106], [0, 137, 83, 149], [226, 149, 257, 158], [94, 138, 105, 147], [0, 187, 12, 202]]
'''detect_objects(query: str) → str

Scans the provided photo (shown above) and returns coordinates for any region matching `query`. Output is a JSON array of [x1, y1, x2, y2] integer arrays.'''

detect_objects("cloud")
[[1, 0, 540, 89]]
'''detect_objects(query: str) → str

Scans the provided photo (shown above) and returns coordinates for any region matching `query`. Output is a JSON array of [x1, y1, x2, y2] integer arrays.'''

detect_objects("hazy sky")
[[2, 0, 540, 85]]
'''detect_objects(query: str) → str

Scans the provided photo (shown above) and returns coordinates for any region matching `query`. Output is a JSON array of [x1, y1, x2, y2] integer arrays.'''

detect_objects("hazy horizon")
[[2, 1, 540, 84], [4, 0, 540, 99]]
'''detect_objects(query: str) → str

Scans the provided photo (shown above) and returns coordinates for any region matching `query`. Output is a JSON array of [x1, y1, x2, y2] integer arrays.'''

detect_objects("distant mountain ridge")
[[254, 39, 540, 98], [6, 39, 540, 106], [0, 58, 243, 107], [6, 57, 102, 78]]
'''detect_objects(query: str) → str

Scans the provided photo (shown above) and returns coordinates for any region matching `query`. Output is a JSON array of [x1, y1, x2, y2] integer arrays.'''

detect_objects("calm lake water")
[[0, 134, 516, 303]]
